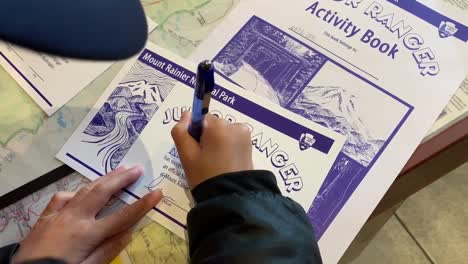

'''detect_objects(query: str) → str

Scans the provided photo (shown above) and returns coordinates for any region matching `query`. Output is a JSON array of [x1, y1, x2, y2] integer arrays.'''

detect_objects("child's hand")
[[13, 166, 162, 264], [171, 112, 253, 188]]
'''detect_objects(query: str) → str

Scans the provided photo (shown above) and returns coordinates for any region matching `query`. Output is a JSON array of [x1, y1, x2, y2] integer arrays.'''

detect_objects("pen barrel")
[[195, 61, 215, 99], [188, 120, 204, 142], [189, 60, 215, 141], [189, 97, 205, 142]]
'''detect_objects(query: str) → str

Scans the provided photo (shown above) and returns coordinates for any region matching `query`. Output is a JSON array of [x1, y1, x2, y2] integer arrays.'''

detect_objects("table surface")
[[371, 116, 468, 218], [401, 117, 468, 176]]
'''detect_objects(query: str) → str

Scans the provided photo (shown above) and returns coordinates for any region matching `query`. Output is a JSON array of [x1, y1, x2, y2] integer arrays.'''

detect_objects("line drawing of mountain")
[[290, 86, 385, 167], [83, 75, 176, 173], [122, 61, 175, 100]]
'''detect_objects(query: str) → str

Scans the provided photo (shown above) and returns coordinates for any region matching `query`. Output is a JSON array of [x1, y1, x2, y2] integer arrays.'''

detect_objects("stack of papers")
[[0, 18, 157, 116], [0, 18, 157, 197], [0, 43, 113, 116], [426, 78, 468, 139], [57, 43, 346, 238], [189, 0, 466, 262], [0, 0, 465, 263]]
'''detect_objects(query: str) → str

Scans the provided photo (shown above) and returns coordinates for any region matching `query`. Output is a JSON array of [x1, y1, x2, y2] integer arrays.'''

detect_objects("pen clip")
[[202, 93, 212, 114]]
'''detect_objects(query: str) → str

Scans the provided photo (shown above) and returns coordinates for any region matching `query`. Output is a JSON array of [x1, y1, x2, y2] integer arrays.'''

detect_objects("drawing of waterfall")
[[308, 152, 365, 235], [82, 61, 176, 173]]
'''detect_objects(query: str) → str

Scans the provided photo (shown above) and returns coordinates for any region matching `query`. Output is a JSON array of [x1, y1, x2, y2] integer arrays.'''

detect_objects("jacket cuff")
[[20, 259, 67, 264], [0, 243, 20, 263], [191, 170, 281, 203]]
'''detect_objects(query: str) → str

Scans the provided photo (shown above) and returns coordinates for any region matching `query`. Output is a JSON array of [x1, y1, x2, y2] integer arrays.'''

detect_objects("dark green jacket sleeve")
[[0, 243, 65, 264], [0, 243, 20, 263], [188, 170, 322, 264]]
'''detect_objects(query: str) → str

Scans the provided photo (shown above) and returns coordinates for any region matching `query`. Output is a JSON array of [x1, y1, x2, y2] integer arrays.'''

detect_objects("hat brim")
[[0, 0, 148, 60]]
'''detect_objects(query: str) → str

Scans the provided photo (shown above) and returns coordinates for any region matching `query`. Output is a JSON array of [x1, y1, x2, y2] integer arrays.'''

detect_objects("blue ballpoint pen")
[[188, 60, 215, 141]]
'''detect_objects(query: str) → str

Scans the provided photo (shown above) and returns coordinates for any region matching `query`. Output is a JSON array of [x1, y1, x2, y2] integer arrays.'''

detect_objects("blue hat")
[[0, 0, 148, 60]]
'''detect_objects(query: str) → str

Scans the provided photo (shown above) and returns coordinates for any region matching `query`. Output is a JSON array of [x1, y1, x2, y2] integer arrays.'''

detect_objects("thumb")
[[82, 230, 132, 264], [171, 111, 200, 164]]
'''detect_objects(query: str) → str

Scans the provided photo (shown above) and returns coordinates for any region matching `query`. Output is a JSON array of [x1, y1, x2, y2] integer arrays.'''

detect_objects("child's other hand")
[[171, 112, 253, 188], [13, 166, 162, 264]]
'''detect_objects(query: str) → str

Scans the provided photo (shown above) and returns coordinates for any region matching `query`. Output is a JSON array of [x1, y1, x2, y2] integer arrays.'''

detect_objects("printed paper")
[[57, 43, 345, 238], [427, 77, 468, 138], [191, 0, 467, 262], [0, 18, 157, 115]]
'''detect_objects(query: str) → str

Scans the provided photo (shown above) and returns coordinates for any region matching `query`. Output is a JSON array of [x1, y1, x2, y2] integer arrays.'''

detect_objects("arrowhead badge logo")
[[439, 21, 458, 38], [299, 133, 316, 151]]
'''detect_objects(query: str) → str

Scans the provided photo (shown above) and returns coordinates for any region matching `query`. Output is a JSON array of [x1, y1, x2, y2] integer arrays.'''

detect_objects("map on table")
[[1, 0, 235, 262], [0, 0, 239, 195], [0, 172, 189, 264], [0, 63, 117, 197], [143, 0, 240, 57], [0, 173, 89, 247]]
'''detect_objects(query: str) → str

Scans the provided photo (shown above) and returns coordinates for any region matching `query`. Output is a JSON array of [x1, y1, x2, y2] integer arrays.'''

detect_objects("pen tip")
[[200, 60, 213, 71]]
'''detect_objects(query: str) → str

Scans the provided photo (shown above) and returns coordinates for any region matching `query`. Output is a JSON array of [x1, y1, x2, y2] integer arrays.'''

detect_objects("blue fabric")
[[0, 0, 148, 60]]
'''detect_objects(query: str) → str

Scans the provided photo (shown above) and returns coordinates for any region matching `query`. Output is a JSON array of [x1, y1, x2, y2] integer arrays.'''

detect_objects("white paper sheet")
[[427, 77, 468, 138], [0, 18, 157, 116], [190, 0, 467, 262], [57, 42, 345, 238]]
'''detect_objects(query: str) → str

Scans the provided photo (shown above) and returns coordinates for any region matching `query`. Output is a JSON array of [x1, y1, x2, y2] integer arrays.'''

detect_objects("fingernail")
[[154, 188, 163, 196], [130, 165, 143, 174], [117, 165, 129, 171]]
